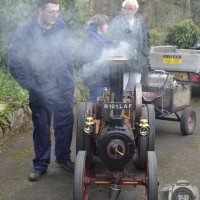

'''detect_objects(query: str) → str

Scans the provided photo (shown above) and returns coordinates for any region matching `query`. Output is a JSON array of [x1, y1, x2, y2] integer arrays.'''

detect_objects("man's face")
[[38, 3, 60, 27], [124, 2, 137, 19]]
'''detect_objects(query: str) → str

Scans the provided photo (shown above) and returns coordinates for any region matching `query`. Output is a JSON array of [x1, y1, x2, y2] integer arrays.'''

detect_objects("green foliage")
[[0, 0, 35, 68], [60, 1, 92, 68], [74, 70, 89, 105], [0, 2, 29, 127], [61, 0, 92, 38], [164, 19, 200, 49], [0, 69, 29, 129], [149, 29, 164, 46], [0, 70, 29, 108]]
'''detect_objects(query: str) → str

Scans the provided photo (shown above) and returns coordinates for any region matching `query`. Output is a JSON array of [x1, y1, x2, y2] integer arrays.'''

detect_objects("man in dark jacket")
[[8, 0, 75, 181]]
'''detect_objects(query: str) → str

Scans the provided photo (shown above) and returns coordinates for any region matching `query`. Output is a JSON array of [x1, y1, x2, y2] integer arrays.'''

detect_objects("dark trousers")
[[29, 96, 74, 172]]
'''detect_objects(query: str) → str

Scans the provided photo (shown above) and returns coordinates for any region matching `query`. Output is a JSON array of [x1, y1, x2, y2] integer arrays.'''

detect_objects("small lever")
[[115, 149, 124, 156]]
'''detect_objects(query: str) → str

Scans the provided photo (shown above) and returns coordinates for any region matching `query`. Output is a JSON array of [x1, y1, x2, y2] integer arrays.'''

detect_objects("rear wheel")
[[147, 104, 155, 151], [76, 102, 94, 162], [180, 107, 196, 135], [73, 151, 90, 200], [136, 136, 148, 169], [136, 105, 148, 169], [145, 151, 158, 200]]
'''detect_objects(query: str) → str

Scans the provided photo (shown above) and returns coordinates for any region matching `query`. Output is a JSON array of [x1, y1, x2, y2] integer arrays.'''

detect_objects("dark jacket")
[[77, 24, 112, 87], [108, 13, 150, 73], [8, 16, 74, 105]]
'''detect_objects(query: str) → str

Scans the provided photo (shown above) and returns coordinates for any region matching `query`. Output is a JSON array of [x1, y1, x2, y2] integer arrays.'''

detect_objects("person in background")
[[77, 14, 112, 102], [8, 0, 75, 181], [108, 0, 150, 91]]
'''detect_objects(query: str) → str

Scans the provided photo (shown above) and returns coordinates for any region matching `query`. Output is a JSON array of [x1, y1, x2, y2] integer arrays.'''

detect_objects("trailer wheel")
[[147, 104, 155, 151], [145, 151, 158, 200], [76, 102, 93, 163], [73, 151, 90, 200], [180, 107, 196, 135], [136, 136, 148, 169]]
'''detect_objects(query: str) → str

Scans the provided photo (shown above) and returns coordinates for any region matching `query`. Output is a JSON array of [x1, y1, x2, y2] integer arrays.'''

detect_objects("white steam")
[[80, 41, 130, 79]]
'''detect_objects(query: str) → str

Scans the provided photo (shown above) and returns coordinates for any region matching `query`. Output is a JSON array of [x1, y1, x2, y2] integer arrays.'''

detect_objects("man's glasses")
[[44, 10, 60, 15]]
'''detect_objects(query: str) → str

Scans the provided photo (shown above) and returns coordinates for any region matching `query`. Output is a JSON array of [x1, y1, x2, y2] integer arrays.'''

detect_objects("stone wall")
[[0, 108, 31, 139]]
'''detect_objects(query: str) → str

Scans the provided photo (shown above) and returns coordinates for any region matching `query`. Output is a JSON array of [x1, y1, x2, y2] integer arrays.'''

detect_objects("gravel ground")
[[0, 96, 199, 200]]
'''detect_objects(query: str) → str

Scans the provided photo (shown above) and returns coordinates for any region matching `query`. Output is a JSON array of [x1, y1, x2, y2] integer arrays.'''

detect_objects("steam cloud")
[[79, 41, 130, 80]]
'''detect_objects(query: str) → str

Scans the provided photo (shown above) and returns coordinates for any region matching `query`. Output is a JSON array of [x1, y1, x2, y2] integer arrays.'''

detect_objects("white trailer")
[[149, 46, 200, 88]]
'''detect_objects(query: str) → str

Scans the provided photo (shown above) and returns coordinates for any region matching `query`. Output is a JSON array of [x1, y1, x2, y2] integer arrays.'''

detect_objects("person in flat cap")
[[108, 0, 150, 91]]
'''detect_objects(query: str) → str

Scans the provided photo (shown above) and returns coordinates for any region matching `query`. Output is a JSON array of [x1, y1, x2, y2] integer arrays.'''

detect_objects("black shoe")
[[55, 160, 74, 172], [28, 170, 46, 181]]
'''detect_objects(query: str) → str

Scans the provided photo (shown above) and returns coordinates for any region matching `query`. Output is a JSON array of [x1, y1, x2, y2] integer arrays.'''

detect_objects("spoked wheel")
[[147, 104, 155, 151], [135, 83, 143, 123], [180, 107, 196, 135], [145, 151, 158, 200], [73, 151, 90, 200], [76, 102, 94, 163]]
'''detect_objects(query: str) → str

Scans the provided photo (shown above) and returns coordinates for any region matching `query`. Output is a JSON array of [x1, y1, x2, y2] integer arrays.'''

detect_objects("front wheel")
[[76, 102, 94, 163], [73, 151, 90, 200], [145, 151, 158, 200]]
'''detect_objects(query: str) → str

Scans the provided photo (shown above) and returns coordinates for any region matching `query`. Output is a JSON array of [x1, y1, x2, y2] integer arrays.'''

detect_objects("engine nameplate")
[[103, 103, 134, 110]]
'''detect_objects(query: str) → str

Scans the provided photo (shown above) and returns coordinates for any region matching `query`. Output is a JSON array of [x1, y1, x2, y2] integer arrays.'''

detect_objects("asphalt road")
[[0, 96, 200, 200]]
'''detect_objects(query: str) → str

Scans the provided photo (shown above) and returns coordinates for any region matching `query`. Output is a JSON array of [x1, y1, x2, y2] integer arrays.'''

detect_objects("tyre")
[[73, 151, 90, 200], [76, 102, 94, 162], [136, 103, 156, 169], [145, 151, 158, 200], [147, 104, 155, 151], [136, 105, 148, 169], [136, 135, 148, 169], [180, 107, 196, 135]]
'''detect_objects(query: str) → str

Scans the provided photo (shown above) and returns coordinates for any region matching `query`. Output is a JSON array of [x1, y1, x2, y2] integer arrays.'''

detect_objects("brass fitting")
[[139, 118, 149, 136], [83, 114, 95, 135]]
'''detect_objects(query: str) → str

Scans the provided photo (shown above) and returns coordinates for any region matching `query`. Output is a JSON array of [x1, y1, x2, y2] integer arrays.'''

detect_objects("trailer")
[[149, 46, 200, 89], [142, 70, 196, 136]]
